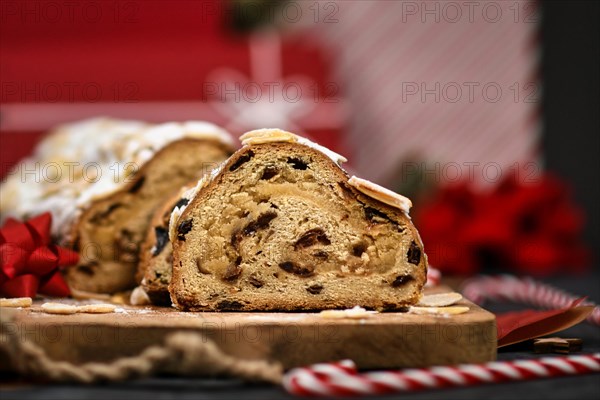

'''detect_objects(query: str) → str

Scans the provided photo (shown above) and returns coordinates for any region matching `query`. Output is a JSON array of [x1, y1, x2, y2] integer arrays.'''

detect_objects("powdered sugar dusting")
[[0, 118, 233, 242], [240, 128, 347, 165]]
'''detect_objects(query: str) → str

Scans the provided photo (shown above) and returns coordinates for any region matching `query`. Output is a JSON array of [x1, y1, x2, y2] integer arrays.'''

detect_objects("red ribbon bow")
[[0, 213, 77, 298]]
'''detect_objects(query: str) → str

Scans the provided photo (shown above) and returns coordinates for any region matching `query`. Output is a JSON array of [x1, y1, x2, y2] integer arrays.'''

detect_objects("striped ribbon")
[[283, 269, 599, 396], [294, 0, 541, 186], [425, 266, 441, 287], [462, 275, 600, 326], [283, 354, 600, 396]]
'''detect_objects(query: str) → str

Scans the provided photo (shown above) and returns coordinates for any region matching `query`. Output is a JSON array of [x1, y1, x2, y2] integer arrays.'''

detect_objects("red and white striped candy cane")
[[283, 354, 600, 397], [461, 275, 600, 326], [425, 266, 441, 287]]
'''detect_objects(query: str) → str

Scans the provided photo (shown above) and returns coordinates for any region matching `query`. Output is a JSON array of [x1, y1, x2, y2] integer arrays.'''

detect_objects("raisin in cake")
[[169, 129, 427, 311], [136, 190, 190, 305], [0, 118, 234, 294]]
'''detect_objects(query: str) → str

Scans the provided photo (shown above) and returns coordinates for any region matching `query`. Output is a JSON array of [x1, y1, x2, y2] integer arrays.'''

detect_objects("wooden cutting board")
[[1, 286, 496, 370]]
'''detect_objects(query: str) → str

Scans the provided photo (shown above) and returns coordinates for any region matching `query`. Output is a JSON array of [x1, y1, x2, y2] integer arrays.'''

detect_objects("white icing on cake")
[[240, 128, 348, 165], [0, 118, 234, 240]]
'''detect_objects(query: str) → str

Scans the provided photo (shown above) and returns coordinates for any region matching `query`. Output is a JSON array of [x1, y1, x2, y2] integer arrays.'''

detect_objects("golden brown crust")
[[137, 192, 186, 305], [64, 138, 233, 294]]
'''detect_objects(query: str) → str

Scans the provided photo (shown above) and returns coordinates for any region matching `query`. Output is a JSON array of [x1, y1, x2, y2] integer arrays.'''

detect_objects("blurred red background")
[[0, 0, 343, 177], [1, 0, 596, 277]]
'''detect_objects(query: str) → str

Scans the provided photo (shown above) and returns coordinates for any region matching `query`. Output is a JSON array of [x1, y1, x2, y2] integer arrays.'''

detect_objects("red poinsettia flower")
[[0, 213, 78, 298], [413, 174, 589, 277]]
